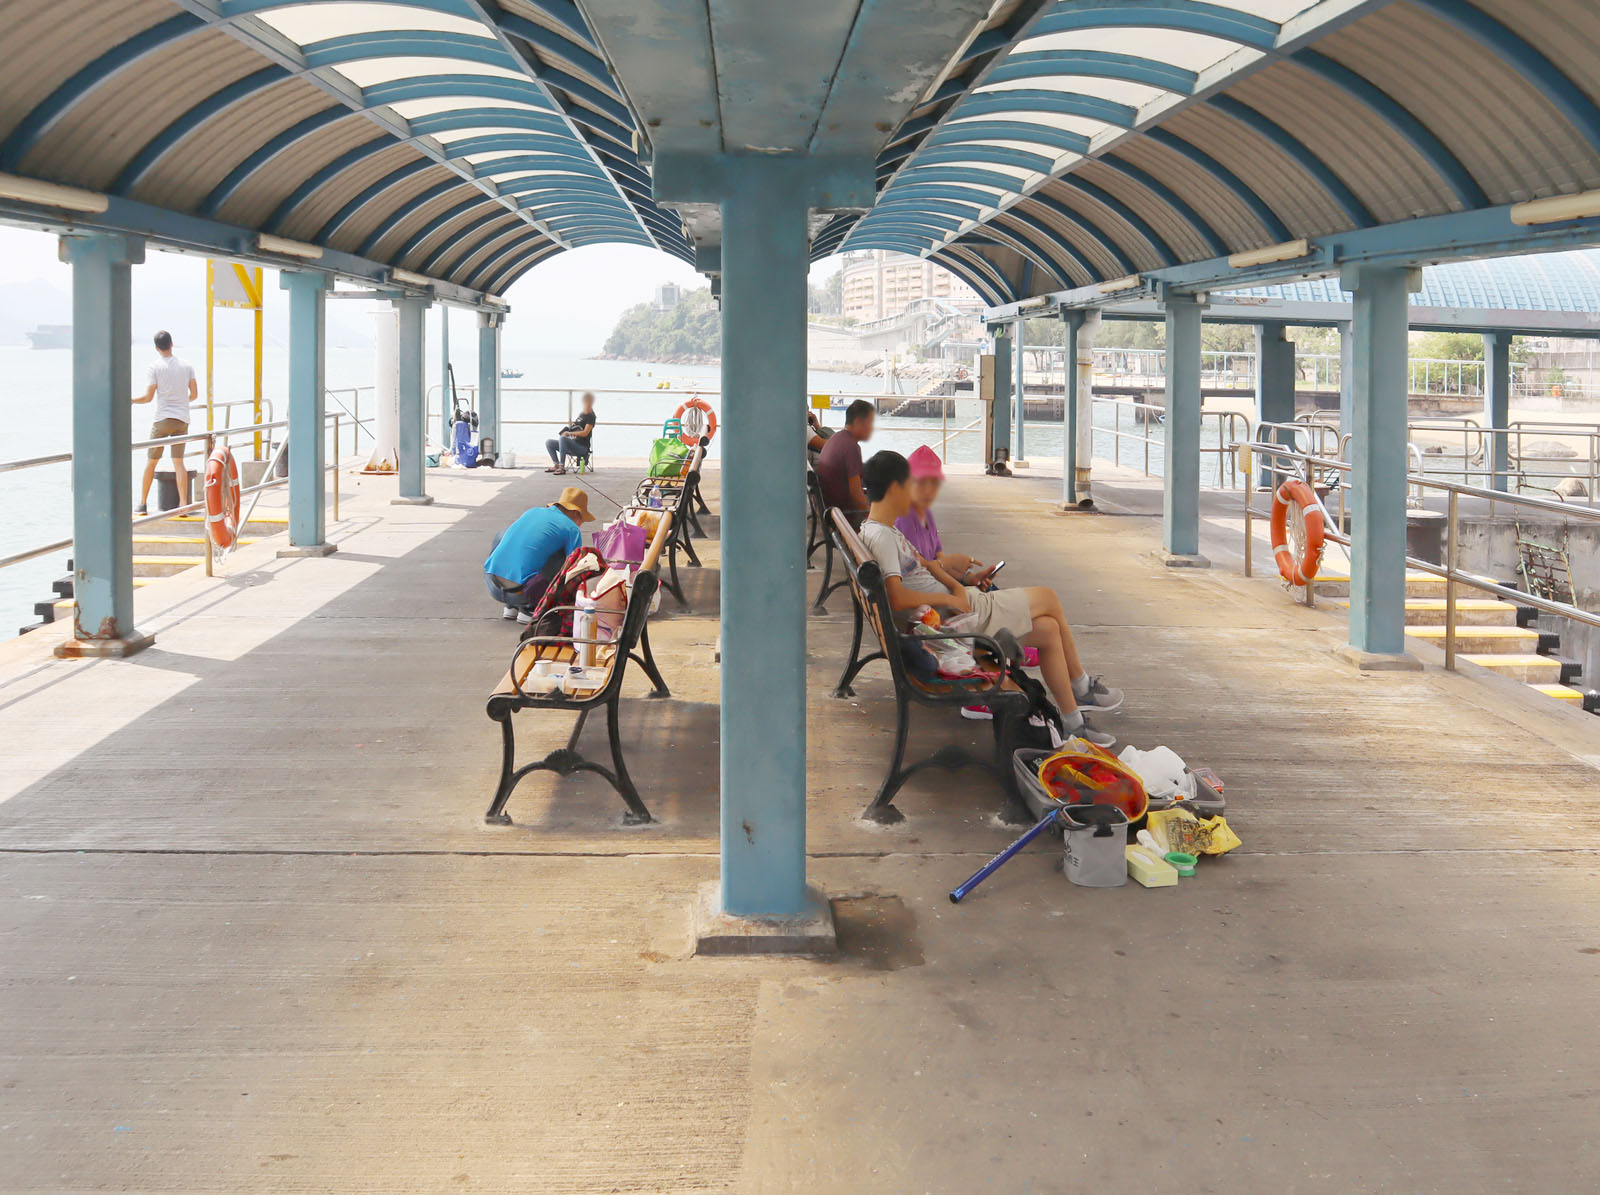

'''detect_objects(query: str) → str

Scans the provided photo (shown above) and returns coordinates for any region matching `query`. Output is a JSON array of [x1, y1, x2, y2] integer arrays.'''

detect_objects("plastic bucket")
[[1062, 804, 1129, 887]]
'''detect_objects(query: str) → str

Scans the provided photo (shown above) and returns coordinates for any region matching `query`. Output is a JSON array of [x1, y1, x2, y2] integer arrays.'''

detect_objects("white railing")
[[1090, 396, 1254, 489]]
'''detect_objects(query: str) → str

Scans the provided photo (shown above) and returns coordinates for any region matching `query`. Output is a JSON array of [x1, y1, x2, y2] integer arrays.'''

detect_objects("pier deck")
[[2, 463, 1599, 1191]]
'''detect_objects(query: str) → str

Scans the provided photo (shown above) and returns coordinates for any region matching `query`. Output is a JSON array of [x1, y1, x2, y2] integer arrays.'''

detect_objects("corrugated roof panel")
[[1015, 196, 1128, 279], [131, 78, 330, 213], [415, 208, 522, 273], [320, 161, 456, 253], [362, 178, 486, 260], [1228, 64, 1459, 224], [1071, 159, 1215, 264], [450, 222, 530, 279], [1320, 7, 1600, 205], [1162, 105, 1349, 238], [213, 115, 375, 230], [275, 141, 421, 240], [1114, 137, 1266, 252], [21, 32, 265, 191], [0, 0, 177, 146], [1471, 0, 1600, 116], [1033, 178, 1170, 272]]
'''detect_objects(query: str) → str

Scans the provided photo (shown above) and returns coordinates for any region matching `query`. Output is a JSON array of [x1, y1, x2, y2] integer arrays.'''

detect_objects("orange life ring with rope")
[[1269, 478, 1325, 586], [204, 444, 242, 549], [673, 396, 717, 446]]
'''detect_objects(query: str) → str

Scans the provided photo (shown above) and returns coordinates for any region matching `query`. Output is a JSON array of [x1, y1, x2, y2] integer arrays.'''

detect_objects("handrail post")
[[1445, 489, 1459, 670]]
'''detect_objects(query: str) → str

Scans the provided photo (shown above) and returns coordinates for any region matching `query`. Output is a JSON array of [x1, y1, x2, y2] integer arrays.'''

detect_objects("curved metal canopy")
[[3, 0, 1600, 303]]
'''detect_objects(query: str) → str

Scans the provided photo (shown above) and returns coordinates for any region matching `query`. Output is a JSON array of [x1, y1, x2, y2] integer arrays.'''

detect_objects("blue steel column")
[[1062, 309, 1084, 504], [57, 233, 149, 658], [478, 311, 502, 454], [394, 294, 432, 503], [1343, 264, 1420, 657], [1256, 323, 1297, 488], [1161, 293, 1206, 561], [990, 325, 1012, 466], [1338, 321, 1354, 441], [718, 166, 809, 916], [280, 269, 332, 553], [1483, 331, 1512, 491], [439, 305, 452, 447], [1013, 317, 1026, 462]]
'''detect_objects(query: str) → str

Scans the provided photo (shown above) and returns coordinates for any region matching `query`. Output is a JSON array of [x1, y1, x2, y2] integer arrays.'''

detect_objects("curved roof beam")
[[426, 212, 522, 275], [1013, 191, 1137, 275], [968, 221, 1074, 290], [301, 30, 514, 72], [901, 144, 1058, 177], [497, 12, 615, 98], [1408, 0, 1600, 154], [1144, 129, 1291, 242], [492, 241, 570, 292], [1207, 94, 1374, 227], [1030, 1, 1278, 50], [951, 88, 1137, 129], [361, 75, 634, 148], [926, 120, 1090, 156], [400, 196, 503, 265], [939, 247, 1016, 305], [498, 175, 625, 200], [113, 65, 287, 194], [356, 177, 466, 256], [0, 13, 204, 170], [984, 50, 1198, 96], [998, 206, 1104, 285], [200, 107, 349, 216], [265, 136, 392, 231], [448, 147, 602, 176], [1289, 50, 1487, 209], [1045, 176, 1178, 265], [316, 158, 435, 243]]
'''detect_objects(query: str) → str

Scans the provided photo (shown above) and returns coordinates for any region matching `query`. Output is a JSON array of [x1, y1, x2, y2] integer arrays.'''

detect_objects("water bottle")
[[649, 483, 663, 509], [574, 592, 597, 667]]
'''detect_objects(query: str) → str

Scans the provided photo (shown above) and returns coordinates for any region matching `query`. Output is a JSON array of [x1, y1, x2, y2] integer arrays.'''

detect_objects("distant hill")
[[600, 286, 720, 362]]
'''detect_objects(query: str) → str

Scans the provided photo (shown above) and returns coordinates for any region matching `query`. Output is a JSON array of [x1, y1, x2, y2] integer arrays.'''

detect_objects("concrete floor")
[[2, 459, 1599, 1192]]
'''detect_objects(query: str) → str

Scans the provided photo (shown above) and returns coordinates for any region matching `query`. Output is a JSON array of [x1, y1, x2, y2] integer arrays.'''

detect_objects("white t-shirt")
[[861, 518, 944, 600], [147, 355, 195, 422]]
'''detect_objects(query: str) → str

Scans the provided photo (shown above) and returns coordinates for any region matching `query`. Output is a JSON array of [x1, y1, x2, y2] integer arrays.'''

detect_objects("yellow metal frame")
[[205, 260, 265, 460]]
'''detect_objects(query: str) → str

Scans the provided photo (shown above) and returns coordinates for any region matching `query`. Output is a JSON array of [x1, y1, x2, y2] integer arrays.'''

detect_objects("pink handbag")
[[595, 517, 648, 573]]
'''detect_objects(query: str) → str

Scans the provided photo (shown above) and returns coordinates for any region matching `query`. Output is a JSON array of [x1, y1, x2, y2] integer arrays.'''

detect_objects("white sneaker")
[[502, 606, 520, 620], [516, 610, 534, 625]]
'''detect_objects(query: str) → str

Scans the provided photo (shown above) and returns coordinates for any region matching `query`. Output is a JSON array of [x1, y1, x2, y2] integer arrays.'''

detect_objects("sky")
[[0, 223, 843, 357]]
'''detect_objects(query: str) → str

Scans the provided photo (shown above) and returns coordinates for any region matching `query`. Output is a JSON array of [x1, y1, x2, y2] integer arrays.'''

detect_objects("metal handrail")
[[1241, 441, 1600, 673], [1092, 395, 1252, 489]]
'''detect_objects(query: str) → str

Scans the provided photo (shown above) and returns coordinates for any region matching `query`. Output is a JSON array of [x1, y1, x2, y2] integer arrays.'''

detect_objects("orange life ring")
[[1269, 478, 1325, 586], [204, 445, 242, 549], [673, 396, 717, 446]]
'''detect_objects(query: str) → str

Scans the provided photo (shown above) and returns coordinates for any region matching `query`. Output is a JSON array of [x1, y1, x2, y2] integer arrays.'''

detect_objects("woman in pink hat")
[[895, 446, 997, 588]]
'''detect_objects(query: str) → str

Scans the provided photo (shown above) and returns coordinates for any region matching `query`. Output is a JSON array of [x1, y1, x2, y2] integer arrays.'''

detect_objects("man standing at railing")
[[132, 330, 197, 515]]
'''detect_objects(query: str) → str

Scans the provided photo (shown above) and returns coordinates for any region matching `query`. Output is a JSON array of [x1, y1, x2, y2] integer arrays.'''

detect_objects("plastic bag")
[[1117, 745, 1196, 802], [1145, 807, 1242, 856], [596, 518, 648, 572], [647, 436, 690, 477]]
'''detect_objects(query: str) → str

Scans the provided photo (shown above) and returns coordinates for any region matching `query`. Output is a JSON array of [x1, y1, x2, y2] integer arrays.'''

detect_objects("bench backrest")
[[829, 509, 910, 685]]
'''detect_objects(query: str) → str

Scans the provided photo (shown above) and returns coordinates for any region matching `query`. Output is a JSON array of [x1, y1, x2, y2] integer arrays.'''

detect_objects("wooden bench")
[[628, 441, 707, 609], [634, 437, 710, 541], [484, 511, 676, 826], [829, 510, 1032, 825], [806, 466, 848, 614]]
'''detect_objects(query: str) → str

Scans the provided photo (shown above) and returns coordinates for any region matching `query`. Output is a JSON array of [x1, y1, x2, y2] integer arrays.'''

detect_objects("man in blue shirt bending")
[[485, 486, 594, 621]]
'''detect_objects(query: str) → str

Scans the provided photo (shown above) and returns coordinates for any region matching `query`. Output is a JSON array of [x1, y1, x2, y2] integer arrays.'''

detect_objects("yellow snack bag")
[[1146, 807, 1241, 856]]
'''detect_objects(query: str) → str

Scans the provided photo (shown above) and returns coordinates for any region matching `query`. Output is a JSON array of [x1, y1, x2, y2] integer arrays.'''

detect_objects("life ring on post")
[[673, 396, 717, 446], [204, 445, 242, 549], [1269, 478, 1325, 586]]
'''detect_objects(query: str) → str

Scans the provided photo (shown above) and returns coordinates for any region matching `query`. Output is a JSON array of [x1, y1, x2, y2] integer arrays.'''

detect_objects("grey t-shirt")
[[861, 519, 945, 612]]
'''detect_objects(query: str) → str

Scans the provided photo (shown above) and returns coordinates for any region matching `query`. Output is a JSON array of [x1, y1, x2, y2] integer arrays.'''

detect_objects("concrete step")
[[1310, 571, 1448, 599], [50, 582, 153, 614], [132, 534, 254, 557], [1332, 597, 1518, 627], [1457, 653, 1564, 683], [132, 555, 202, 578], [1530, 684, 1586, 704], [1406, 625, 1540, 654], [165, 512, 287, 537]]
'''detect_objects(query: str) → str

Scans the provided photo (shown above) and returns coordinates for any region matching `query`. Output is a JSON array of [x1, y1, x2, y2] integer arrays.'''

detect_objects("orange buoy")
[[204, 444, 242, 549], [673, 396, 717, 446], [1269, 478, 1325, 586]]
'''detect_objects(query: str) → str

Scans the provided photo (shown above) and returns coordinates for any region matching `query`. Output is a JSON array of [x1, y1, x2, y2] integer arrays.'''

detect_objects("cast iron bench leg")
[[608, 698, 653, 824], [485, 714, 517, 825], [812, 536, 836, 614], [834, 595, 866, 696], [633, 623, 671, 698], [861, 694, 912, 824]]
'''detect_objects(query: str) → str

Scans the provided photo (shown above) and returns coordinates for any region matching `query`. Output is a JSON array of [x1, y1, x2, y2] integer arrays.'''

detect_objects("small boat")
[[500, 366, 523, 379]]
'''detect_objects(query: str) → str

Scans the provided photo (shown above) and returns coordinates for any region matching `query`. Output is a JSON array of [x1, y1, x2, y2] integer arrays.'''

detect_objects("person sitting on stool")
[[484, 486, 594, 622], [545, 392, 597, 474]]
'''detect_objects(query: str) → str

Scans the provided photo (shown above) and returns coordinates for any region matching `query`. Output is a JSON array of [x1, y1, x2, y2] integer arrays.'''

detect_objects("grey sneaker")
[[1066, 717, 1116, 749], [1078, 676, 1124, 714]]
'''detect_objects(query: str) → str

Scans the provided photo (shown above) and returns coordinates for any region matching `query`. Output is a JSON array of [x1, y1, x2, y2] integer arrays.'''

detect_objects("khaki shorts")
[[148, 418, 188, 460], [964, 585, 1032, 641]]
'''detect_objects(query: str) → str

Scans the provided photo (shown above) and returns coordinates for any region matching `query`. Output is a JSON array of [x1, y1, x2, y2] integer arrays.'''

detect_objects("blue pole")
[[1162, 293, 1205, 560], [1062, 309, 1084, 505], [394, 294, 431, 503], [439, 304, 451, 448], [478, 312, 501, 455], [990, 325, 1012, 468], [717, 162, 810, 917], [1013, 316, 1026, 462], [281, 269, 331, 551], [1483, 330, 1512, 492], [57, 233, 149, 657], [1343, 263, 1420, 657], [1256, 322, 1297, 488]]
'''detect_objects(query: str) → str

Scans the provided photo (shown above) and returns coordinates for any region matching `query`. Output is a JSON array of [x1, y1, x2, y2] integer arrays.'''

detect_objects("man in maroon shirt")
[[814, 399, 875, 524]]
